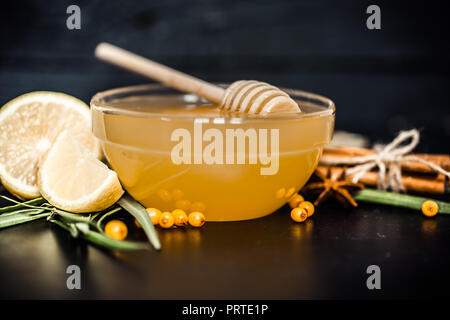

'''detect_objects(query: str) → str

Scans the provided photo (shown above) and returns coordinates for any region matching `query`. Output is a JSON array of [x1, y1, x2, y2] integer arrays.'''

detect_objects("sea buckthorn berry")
[[175, 199, 191, 212], [135, 218, 141, 228], [190, 201, 206, 212], [156, 189, 172, 202], [285, 187, 296, 199], [298, 201, 315, 217], [159, 212, 175, 228], [291, 208, 308, 223], [422, 200, 439, 217], [172, 209, 188, 226], [275, 188, 286, 199], [288, 194, 304, 208], [105, 220, 128, 240], [188, 212, 206, 227], [146, 207, 162, 225], [171, 188, 184, 201]]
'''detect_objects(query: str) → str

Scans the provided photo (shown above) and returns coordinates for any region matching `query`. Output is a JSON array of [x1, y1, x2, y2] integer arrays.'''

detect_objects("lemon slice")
[[38, 131, 123, 213], [0, 91, 101, 199]]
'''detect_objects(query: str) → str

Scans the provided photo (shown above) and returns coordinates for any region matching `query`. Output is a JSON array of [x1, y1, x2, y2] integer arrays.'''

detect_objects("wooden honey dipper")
[[95, 43, 301, 114]]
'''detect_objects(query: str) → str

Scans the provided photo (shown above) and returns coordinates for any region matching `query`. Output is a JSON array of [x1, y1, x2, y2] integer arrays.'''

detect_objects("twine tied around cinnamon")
[[320, 129, 450, 192]]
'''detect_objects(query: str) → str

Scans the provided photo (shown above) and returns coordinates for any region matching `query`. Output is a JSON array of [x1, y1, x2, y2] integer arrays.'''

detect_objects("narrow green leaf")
[[49, 218, 148, 251], [49, 219, 72, 233], [96, 207, 122, 233], [118, 194, 161, 250], [0, 208, 46, 217], [68, 223, 79, 238], [0, 212, 50, 228], [75, 222, 89, 234], [354, 189, 450, 214], [52, 208, 91, 222], [81, 229, 149, 251], [0, 197, 47, 213], [89, 212, 101, 222]]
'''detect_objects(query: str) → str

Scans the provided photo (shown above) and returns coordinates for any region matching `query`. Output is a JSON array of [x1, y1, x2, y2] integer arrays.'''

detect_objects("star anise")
[[302, 166, 364, 207]]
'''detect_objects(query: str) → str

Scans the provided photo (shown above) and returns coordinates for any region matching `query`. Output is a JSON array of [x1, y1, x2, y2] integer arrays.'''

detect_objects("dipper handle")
[[95, 42, 225, 104], [95, 43, 300, 114]]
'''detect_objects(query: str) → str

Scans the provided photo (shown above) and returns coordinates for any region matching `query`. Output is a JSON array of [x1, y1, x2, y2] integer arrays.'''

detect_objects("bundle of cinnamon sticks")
[[320, 146, 450, 194]]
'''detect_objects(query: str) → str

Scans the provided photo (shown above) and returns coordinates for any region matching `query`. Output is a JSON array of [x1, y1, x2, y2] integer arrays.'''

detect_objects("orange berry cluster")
[[288, 194, 315, 223], [140, 208, 205, 229]]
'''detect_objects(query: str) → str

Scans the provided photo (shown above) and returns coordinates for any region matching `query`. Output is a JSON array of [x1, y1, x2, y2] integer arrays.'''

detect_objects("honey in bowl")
[[91, 84, 334, 221]]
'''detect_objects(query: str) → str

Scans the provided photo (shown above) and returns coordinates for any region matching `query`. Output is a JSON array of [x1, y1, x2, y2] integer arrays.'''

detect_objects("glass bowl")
[[91, 84, 335, 221]]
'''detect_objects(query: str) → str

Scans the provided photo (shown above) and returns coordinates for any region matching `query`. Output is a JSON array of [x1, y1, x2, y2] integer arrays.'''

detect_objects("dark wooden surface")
[[1, 190, 449, 299]]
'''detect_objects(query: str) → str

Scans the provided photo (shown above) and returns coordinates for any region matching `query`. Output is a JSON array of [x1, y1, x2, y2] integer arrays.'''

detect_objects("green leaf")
[[0, 208, 46, 217], [354, 189, 450, 214], [0, 194, 151, 251], [89, 212, 101, 222], [0, 211, 51, 228], [95, 207, 122, 233], [118, 194, 161, 250], [49, 218, 149, 251], [81, 229, 149, 251], [67, 223, 79, 238], [0, 197, 47, 213], [49, 219, 71, 233], [75, 222, 90, 234], [52, 208, 91, 222]]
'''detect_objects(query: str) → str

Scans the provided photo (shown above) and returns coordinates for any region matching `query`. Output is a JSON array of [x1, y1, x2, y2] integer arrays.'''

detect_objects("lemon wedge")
[[38, 131, 123, 213], [0, 91, 101, 199]]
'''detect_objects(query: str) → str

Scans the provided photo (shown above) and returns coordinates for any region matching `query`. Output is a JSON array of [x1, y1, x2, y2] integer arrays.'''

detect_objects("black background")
[[0, 0, 450, 300], [1, 0, 449, 151]]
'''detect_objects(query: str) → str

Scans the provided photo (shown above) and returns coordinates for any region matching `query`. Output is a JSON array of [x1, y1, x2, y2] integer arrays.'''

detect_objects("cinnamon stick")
[[346, 171, 445, 194], [322, 146, 450, 174], [315, 165, 446, 194]]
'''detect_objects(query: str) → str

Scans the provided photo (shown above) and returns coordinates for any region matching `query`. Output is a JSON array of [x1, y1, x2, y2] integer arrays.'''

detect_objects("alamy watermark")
[[66, 5, 81, 30], [66, 265, 81, 290], [366, 5, 381, 30], [170, 122, 280, 175], [366, 265, 381, 290]]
